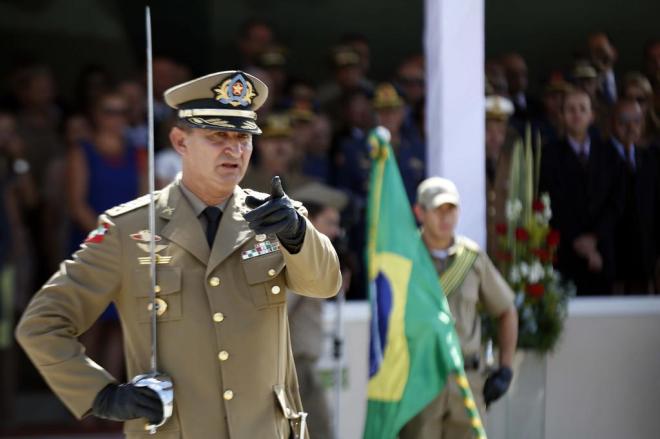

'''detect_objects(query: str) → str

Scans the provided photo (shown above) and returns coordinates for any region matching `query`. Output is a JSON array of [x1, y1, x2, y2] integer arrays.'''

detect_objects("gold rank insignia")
[[138, 254, 173, 265], [213, 73, 257, 108]]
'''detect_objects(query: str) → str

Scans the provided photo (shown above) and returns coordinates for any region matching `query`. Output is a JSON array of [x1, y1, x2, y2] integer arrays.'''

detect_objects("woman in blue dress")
[[66, 91, 145, 381]]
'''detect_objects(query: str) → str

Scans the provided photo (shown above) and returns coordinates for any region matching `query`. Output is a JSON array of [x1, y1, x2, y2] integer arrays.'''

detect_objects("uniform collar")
[[179, 180, 230, 216]]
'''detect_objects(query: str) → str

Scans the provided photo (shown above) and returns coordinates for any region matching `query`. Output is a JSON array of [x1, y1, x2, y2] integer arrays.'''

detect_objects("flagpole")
[[332, 287, 345, 439]]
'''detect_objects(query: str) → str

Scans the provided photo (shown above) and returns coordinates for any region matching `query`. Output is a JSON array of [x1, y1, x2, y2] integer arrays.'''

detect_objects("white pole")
[[332, 289, 345, 439], [424, 0, 486, 247]]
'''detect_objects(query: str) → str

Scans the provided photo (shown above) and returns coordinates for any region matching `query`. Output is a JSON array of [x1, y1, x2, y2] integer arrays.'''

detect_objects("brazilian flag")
[[363, 128, 486, 439]]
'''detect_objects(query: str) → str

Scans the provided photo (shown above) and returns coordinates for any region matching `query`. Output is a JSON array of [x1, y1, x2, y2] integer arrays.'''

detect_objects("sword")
[[131, 6, 174, 435]]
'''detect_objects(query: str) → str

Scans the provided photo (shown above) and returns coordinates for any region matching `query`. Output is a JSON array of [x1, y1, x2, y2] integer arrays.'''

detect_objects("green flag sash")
[[439, 240, 479, 297]]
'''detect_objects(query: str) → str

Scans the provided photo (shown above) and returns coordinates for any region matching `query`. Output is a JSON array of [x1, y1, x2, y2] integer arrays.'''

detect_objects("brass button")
[[213, 312, 225, 323], [223, 390, 234, 400], [268, 269, 276, 277], [209, 277, 220, 287], [147, 298, 168, 316], [271, 285, 281, 295], [218, 350, 229, 361], [154, 285, 161, 294]]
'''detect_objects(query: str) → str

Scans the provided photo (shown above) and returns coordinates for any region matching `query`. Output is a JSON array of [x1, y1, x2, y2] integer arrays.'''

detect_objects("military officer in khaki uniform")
[[15, 70, 342, 438], [485, 94, 517, 258], [400, 177, 518, 439]]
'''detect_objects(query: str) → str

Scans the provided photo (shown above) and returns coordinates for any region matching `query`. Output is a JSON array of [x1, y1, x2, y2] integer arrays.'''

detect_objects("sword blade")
[[146, 5, 158, 375]]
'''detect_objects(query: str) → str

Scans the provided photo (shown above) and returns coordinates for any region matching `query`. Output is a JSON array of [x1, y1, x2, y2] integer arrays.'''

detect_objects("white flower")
[[541, 193, 552, 221], [519, 261, 530, 277], [509, 265, 521, 283], [505, 199, 523, 222], [528, 260, 545, 283], [534, 212, 548, 226]]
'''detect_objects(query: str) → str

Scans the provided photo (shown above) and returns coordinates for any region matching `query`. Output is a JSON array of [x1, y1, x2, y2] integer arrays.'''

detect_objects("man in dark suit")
[[501, 52, 543, 135], [540, 88, 625, 295], [608, 99, 660, 293]]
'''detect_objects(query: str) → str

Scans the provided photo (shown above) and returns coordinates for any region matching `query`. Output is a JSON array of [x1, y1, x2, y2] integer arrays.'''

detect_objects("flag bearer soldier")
[[400, 177, 518, 439]]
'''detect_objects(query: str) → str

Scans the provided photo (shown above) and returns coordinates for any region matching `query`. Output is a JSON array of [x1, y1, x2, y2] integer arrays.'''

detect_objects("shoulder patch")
[[290, 198, 308, 218], [106, 193, 160, 217]]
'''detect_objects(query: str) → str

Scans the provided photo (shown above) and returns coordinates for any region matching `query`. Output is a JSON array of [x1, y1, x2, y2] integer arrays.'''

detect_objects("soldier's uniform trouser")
[[295, 356, 334, 439], [398, 370, 486, 439]]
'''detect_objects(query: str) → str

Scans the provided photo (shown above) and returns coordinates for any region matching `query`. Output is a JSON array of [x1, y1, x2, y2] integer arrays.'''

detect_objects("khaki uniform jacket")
[[486, 139, 514, 258], [436, 237, 514, 357], [16, 179, 342, 439]]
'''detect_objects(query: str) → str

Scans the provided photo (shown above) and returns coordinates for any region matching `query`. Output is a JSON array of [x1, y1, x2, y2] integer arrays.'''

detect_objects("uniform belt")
[[464, 354, 480, 371]]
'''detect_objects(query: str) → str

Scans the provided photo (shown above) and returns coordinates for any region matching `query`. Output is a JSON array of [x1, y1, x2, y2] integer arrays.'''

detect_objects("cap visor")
[[429, 193, 459, 209], [182, 116, 262, 135]]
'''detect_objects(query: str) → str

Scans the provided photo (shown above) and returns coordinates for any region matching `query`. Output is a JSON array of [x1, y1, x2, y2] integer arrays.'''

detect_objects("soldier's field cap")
[[258, 45, 287, 68], [164, 70, 268, 135], [417, 177, 460, 209], [373, 83, 405, 110], [572, 61, 598, 80], [485, 95, 514, 121], [290, 182, 348, 211], [261, 113, 293, 138], [332, 46, 360, 68]]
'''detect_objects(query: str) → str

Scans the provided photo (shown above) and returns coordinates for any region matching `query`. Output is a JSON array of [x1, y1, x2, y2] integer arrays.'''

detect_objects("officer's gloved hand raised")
[[483, 366, 513, 407], [244, 176, 306, 253], [92, 382, 163, 424]]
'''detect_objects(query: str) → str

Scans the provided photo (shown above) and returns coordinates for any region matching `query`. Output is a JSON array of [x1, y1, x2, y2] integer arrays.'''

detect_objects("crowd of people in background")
[[0, 23, 658, 344]]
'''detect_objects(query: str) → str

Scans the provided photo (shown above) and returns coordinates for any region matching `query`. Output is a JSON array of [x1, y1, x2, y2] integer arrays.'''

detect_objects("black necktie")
[[202, 206, 222, 247]]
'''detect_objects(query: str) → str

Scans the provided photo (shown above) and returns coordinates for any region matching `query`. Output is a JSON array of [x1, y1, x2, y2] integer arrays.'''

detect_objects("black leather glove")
[[483, 366, 513, 407], [92, 383, 163, 424], [244, 176, 306, 253]]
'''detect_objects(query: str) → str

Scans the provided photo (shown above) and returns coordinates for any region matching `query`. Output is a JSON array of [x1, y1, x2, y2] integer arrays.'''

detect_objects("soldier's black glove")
[[244, 176, 306, 254], [483, 366, 513, 407], [92, 383, 163, 424]]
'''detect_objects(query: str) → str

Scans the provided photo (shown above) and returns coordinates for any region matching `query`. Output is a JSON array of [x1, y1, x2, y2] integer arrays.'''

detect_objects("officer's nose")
[[224, 140, 244, 158]]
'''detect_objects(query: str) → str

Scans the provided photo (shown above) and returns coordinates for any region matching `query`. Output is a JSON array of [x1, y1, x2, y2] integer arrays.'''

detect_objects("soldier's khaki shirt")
[[431, 236, 514, 357], [16, 178, 341, 439]]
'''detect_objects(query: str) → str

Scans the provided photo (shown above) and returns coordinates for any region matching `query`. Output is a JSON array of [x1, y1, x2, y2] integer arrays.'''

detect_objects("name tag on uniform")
[[241, 239, 280, 260]]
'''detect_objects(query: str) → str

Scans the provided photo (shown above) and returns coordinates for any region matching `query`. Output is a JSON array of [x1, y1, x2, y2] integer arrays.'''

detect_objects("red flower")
[[495, 251, 512, 262], [495, 223, 508, 235], [526, 283, 545, 298], [515, 227, 530, 241], [547, 229, 560, 247], [532, 199, 545, 212], [531, 248, 550, 262]]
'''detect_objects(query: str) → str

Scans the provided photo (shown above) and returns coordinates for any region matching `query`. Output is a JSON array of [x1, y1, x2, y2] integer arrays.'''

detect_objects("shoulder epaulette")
[[243, 188, 269, 198], [457, 235, 481, 253], [106, 193, 160, 217]]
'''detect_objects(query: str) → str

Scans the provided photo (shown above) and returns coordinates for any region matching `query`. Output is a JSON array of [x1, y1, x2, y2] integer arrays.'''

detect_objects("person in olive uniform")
[[484, 94, 516, 258], [287, 182, 349, 439], [400, 177, 518, 439], [15, 70, 342, 438]]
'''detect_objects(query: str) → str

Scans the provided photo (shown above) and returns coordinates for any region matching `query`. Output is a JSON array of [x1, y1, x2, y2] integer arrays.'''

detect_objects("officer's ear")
[[169, 126, 189, 156]]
